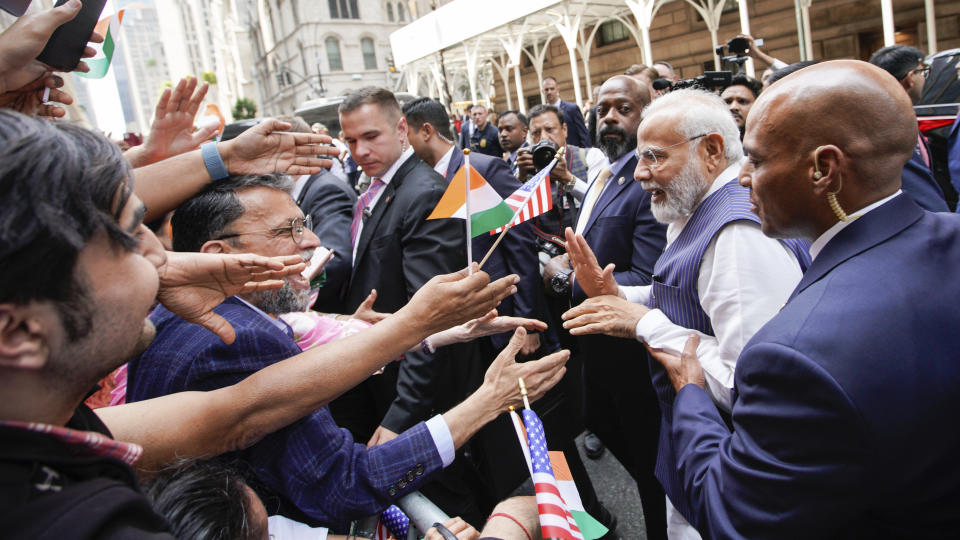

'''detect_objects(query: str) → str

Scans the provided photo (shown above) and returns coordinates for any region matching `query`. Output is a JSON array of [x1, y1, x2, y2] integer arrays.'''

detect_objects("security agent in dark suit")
[[544, 75, 668, 540], [497, 110, 529, 176], [332, 88, 494, 523], [404, 97, 616, 531], [650, 59, 960, 539], [460, 104, 503, 158], [542, 75, 592, 148]]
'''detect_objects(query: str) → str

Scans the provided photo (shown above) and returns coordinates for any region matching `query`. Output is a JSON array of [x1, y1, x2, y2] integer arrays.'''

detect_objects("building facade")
[[248, 0, 428, 116], [489, 0, 960, 112]]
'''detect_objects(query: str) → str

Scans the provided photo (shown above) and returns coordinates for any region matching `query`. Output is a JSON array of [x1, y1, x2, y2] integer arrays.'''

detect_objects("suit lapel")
[[351, 154, 417, 276], [445, 148, 464, 183], [788, 194, 924, 301], [582, 155, 638, 236]]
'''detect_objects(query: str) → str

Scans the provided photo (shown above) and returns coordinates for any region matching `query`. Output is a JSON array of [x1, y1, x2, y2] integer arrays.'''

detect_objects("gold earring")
[[813, 146, 853, 223]]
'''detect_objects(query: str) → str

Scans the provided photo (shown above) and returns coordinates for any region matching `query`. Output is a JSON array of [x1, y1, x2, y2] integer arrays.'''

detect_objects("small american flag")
[[522, 408, 584, 540], [375, 505, 409, 540], [490, 165, 554, 234]]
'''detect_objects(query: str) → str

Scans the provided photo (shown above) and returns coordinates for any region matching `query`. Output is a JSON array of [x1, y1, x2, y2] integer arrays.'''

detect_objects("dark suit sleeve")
[[901, 149, 948, 212], [381, 180, 467, 432], [671, 342, 870, 539], [302, 180, 357, 307], [564, 102, 592, 149]]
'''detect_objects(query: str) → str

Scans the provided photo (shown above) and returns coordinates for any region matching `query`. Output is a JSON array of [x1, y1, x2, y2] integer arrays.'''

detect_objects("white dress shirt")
[[351, 146, 415, 264], [621, 162, 803, 411], [291, 174, 311, 202], [575, 150, 635, 232], [568, 146, 609, 201], [233, 294, 456, 467], [433, 146, 455, 177]]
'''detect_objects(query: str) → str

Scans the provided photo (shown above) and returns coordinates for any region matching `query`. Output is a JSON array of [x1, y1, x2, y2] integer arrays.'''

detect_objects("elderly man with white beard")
[[561, 89, 810, 539]]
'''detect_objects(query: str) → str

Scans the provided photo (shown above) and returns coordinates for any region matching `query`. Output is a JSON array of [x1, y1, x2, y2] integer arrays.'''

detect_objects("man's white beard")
[[643, 155, 708, 224]]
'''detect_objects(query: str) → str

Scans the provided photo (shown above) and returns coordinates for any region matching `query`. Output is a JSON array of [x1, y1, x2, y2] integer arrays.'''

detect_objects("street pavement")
[[575, 432, 648, 540]]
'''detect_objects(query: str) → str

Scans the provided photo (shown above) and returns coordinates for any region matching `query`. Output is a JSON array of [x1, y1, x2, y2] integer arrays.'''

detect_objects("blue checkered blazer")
[[127, 297, 443, 528]]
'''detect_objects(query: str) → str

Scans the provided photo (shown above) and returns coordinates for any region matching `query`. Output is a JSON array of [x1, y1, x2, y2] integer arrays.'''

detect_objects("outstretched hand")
[[646, 333, 706, 393], [130, 77, 218, 166], [481, 327, 569, 410], [401, 263, 520, 337], [156, 252, 306, 344], [562, 294, 649, 339], [564, 227, 618, 297], [221, 118, 340, 176], [352, 289, 389, 324], [428, 309, 548, 349]]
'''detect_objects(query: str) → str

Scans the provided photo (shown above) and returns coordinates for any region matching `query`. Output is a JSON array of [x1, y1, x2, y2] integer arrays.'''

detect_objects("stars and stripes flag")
[[374, 505, 409, 540], [520, 408, 584, 540], [490, 158, 557, 235]]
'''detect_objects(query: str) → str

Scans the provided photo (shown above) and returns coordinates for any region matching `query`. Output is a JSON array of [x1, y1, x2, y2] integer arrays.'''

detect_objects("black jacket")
[[0, 405, 173, 539]]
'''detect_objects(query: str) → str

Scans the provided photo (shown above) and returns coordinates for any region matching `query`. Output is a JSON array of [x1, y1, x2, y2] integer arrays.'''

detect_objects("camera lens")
[[531, 139, 559, 171]]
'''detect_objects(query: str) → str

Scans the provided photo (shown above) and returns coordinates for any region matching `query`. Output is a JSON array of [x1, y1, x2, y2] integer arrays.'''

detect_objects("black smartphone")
[[35, 0, 107, 71], [0, 0, 33, 17]]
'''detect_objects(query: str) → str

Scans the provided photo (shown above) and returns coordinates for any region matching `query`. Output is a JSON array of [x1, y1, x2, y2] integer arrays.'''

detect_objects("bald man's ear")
[[0, 304, 52, 370], [810, 144, 843, 196]]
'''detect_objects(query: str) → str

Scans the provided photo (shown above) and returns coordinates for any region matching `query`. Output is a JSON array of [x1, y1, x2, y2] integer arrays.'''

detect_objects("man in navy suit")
[[127, 172, 569, 530], [649, 60, 960, 538], [497, 110, 529, 177], [545, 74, 669, 540], [542, 75, 592, 148]]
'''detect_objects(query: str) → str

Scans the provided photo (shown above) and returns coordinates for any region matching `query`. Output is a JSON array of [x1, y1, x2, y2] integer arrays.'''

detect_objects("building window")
[[329, 0, 359, 19], [597, 20, 629, 47], [397, 2, 405, 22], [386, 3, 393, 21], [326, 37, 343, 71], [361, 37, 377, 70]]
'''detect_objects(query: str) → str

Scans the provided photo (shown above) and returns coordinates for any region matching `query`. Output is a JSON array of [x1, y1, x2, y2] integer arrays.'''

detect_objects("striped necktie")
[[576, 166, 612, 233], [351, 178, 385, 247]]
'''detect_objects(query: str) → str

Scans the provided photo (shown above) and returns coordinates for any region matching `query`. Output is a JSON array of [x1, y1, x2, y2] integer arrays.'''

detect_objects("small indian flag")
[[77, 9, 126, 79], [427, 162, 515, 238]]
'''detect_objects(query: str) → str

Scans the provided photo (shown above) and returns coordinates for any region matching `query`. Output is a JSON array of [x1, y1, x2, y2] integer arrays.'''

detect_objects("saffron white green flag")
[[427, 162, 514, 237], [77, 9, 126, 79]]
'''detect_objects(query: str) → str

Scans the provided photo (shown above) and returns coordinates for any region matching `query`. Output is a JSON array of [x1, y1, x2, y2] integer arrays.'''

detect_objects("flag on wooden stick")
[[490, 159, 555, 235]]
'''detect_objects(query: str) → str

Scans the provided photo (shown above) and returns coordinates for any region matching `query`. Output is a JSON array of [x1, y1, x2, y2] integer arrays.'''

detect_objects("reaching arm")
[[98, 267, 520, 471], [135, 118, 339, 222]]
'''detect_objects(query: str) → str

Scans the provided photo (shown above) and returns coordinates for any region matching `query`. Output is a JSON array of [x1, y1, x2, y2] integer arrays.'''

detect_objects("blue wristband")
[[201, 141, 229, 181]]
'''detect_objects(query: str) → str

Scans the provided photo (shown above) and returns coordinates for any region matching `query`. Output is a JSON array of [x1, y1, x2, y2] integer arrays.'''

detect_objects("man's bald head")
[[741, 60, 918, 240], [749, 60, 915, 189]]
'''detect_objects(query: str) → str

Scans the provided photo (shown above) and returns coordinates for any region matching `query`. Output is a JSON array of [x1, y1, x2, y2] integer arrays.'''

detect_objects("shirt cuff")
[[571, 177, 589, 201], [425, 415, 455, 467], [635, 308, 672, 344], [772, 58, 788, 70], [621, 284, 652, 305]]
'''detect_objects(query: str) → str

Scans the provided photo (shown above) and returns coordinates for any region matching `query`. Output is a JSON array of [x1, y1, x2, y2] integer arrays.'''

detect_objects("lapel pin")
[[618, 176, 625, 185]]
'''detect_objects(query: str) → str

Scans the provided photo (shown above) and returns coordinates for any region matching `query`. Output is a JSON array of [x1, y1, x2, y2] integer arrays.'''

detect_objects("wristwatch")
[[550, 268, 573, 296]]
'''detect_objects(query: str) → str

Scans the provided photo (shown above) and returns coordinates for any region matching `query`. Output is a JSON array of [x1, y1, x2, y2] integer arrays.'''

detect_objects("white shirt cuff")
[[772, 58, 788, 70], [634, 308, 671, 343], [621, 284, 652, 305], [571, 177, 589, 201], [425, 415, 455, 467]]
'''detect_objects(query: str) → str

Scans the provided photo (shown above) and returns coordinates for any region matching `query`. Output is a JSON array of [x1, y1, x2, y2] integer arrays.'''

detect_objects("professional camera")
[[530, 139, 559, 171], [715, 36, 763, 76], [671, 71, 733, 91]]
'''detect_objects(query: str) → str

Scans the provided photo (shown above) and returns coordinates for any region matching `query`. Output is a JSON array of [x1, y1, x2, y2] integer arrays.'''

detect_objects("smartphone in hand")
[[36, 0, 107, 71]]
